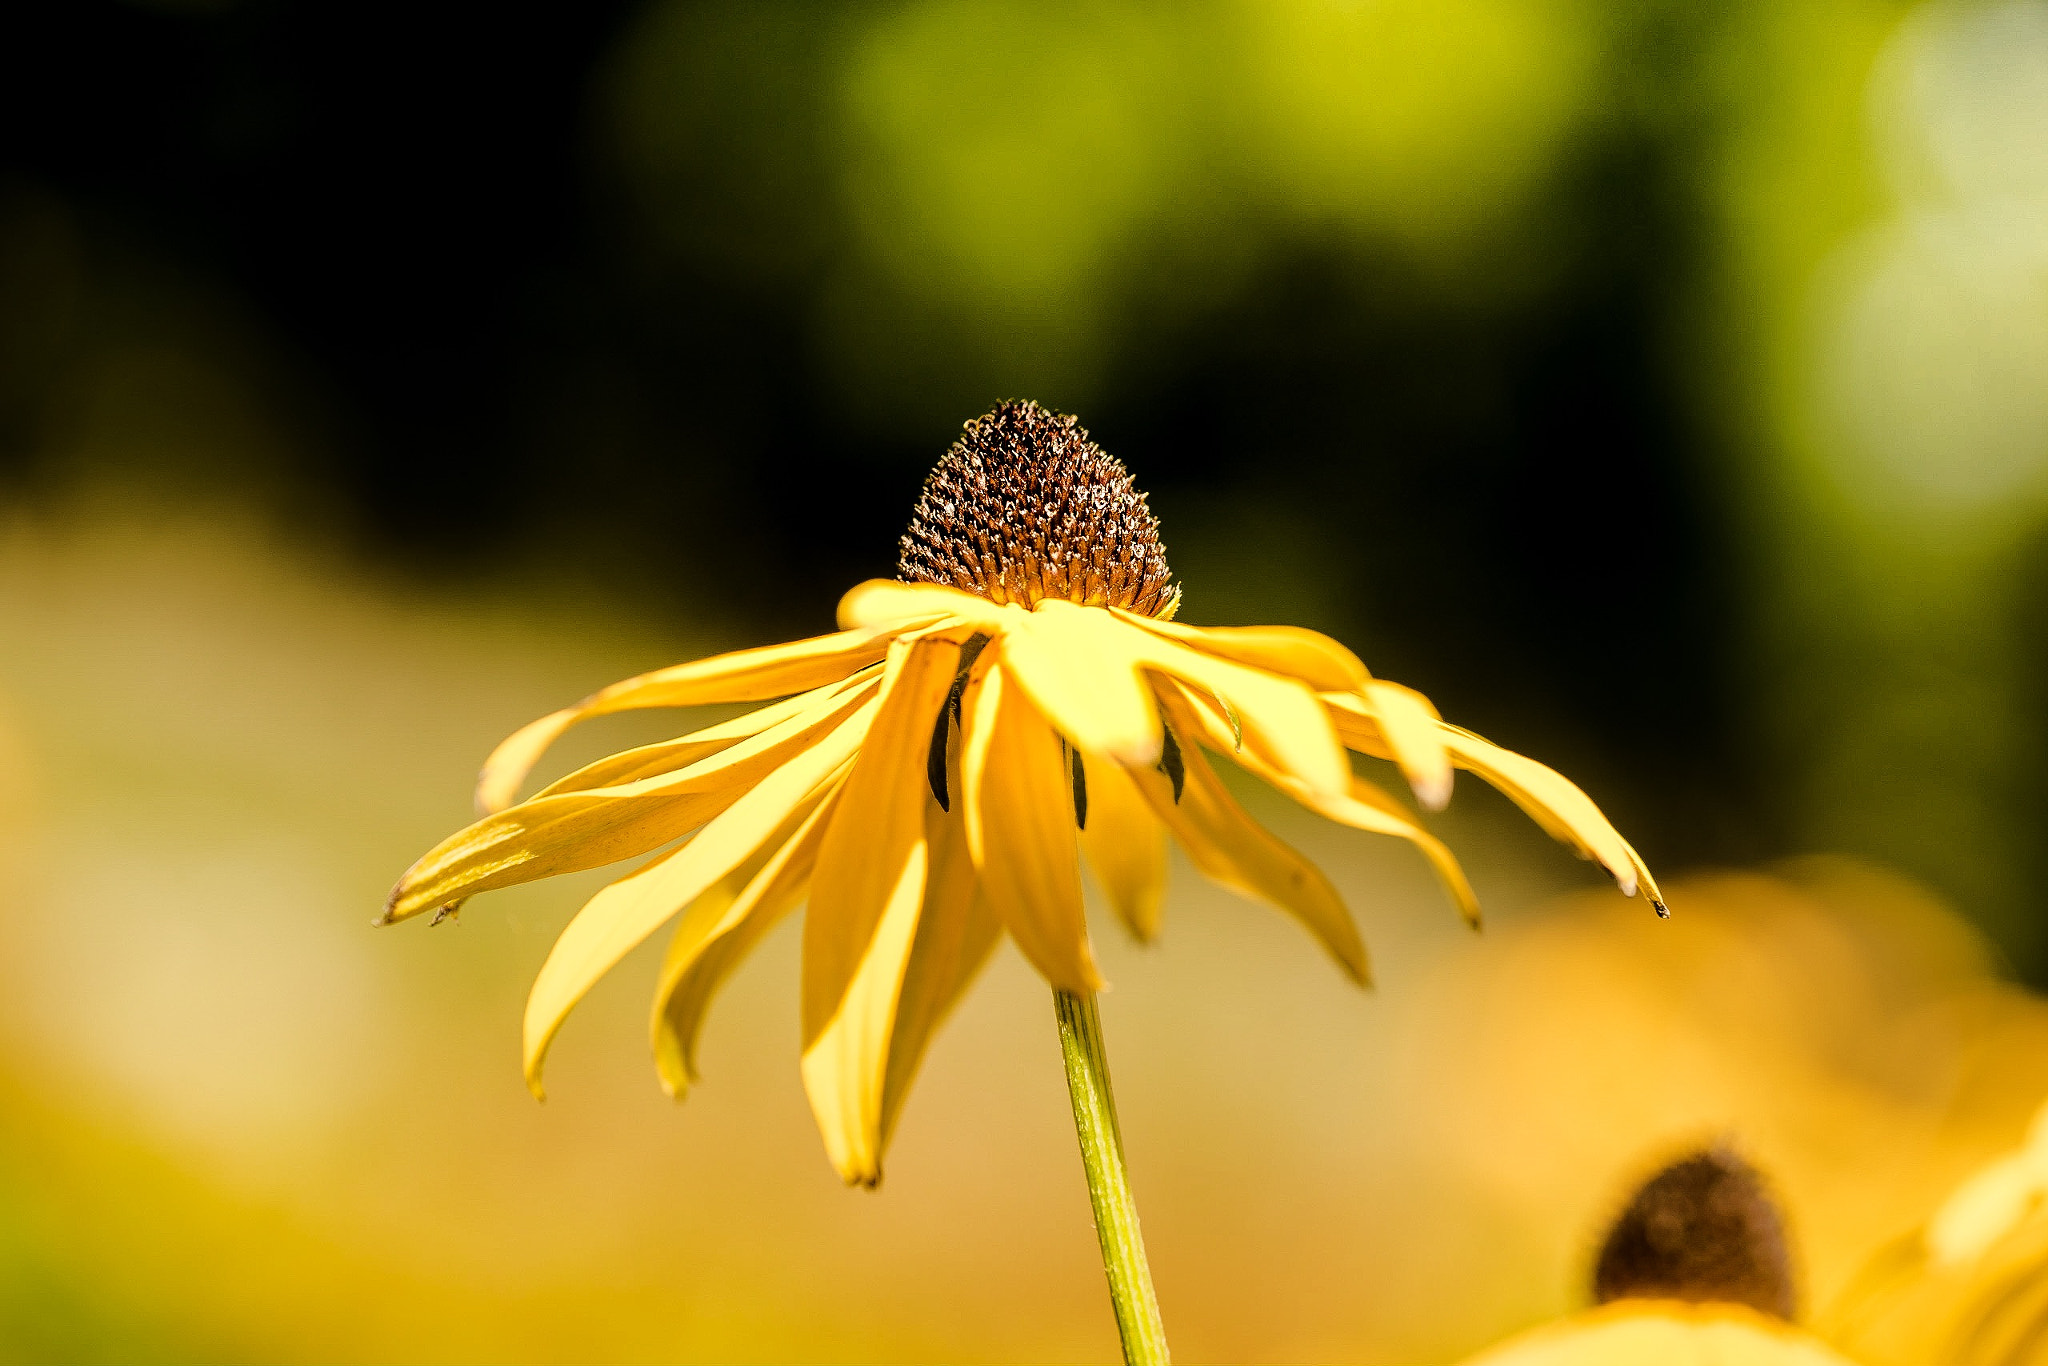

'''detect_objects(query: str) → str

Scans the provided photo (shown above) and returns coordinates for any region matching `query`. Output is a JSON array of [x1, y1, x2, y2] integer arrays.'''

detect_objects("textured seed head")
[[897, 400, 1176, 615], [1592, 1148, 1797, 1321]]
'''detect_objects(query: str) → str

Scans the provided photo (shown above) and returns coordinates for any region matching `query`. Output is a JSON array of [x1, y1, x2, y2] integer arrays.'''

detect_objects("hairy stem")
[[1054, 988, 1170, 1366]]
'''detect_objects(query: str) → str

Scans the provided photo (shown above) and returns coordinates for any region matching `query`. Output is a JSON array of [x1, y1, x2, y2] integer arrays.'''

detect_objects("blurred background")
[[1, 0, 2046, 1360]]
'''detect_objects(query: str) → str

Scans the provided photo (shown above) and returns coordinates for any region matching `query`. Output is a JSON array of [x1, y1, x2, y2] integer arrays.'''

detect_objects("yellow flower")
[[1463, 1148, 1862, 1365], [1823, 1096, 2048, 1365], [382, 400, 1664, 1187]]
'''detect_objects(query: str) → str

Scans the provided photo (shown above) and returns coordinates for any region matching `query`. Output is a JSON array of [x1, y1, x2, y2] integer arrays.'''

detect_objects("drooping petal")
[[1112, 608, 1372, 693], [1321, 690, 1398, 759], [1169, 683, 1477, 926], [998, 599, 1162, 766], [837, 579, 1018, 634], [1077, 749, 1168, 941], [878, 790, 1004, 1149], [1439, 723, 1663, 909], [650, 780, 844, 1099], [1323, 693, 1662, 912], [1362, 681, 1454, 812], [384, 680, 879, 925], [1128, 704, 1368, 985], [1111, 618, 1350, 798], [532, 670, 878, 801], [520, 712, 868, 1096], [476, 624, 911, 813], [958, 660, 1000, 867], [800, 634, 961, 1186], [961, 662, 1103, 994]]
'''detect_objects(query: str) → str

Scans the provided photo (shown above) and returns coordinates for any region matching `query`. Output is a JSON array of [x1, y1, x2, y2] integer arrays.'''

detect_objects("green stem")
[[1054, 988, 1171, 1366]]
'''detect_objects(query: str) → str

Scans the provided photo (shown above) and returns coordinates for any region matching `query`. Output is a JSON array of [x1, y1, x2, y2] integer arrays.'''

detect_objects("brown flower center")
[[897, 400, 1175, 615], [1592, 1148, 1797, 1321]]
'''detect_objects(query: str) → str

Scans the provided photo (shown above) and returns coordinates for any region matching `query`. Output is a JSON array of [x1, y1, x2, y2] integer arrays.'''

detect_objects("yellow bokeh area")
[[7, 0, 2048, 1359], [0, 508, 2042, 1361]]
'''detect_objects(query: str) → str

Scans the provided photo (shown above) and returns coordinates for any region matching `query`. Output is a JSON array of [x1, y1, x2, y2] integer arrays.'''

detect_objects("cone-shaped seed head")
[[1592, 1147, 1797, 1321], [897, 400, 1175, 615]]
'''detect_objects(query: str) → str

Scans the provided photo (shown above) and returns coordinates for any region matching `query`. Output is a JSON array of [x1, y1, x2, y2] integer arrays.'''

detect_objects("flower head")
[[1462, 1148, 1855, 1366], [383, 400, 1664, 1186]]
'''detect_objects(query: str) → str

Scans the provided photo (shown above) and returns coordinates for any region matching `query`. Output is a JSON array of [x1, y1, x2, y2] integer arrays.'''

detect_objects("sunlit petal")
[[1324, 692, 1661, 912], [386, 680, 879, 925], [968, 663, 1103, 994], [1363, 680, 1454, 812], [1440, 722, 1662, 909], [1077, 749, 1169, 941], [837, 578, 1019, 633], [533, 669, 879, 800], [650, 780, 843, 1099], [1086, 616, 1349, 797], [1165, 680, 1479, 922], [1129, 701, 1367, 984], [878, 793, 1004, 1149], [520, 721, 860, 1096], [801, 634, 961, 1185], [1183, 677, 1478, 926], [1112, 607, 1372, 692], [476, 624, 907, 812], [1000, 599, 1163, 766]]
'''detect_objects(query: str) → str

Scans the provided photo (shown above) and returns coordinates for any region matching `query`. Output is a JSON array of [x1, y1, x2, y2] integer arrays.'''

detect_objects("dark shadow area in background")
[[2, 0, 1909, 966]]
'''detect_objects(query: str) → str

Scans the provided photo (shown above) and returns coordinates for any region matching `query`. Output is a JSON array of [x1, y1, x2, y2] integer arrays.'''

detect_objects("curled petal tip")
[[1615, 870, 1640, 898], [1414, 772, 1453, 813]]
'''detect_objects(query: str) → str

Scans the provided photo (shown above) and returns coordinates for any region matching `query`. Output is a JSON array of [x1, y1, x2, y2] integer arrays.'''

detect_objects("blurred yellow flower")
[[1825, 1096, 2048, 1365], [383, 399, 1663, 1187], [1465, 1147, 1861, 1365]]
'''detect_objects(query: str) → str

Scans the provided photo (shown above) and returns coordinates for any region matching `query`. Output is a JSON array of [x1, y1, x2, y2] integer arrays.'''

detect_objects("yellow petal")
[[878, 793, 1003, 1149], [1077, 749, 1169, 941], [476, 624, 906, 813], [837, 579, 1017, 633], [384, 679, 878, 925], [965, 662, 1103, 994], [1363, 680, 1454, 812], [999, 600, 1163, 766], [1129, 705, 1368, 984], [1926, 1150, 2047, 1267], [1321, 685, 1456, 810], [800, 633, 961, 1185], [1459, 1301, 1859, 1366], [958, 661, 1001, 866], [1322, 690, 1398, 759], [1185, 675, 1477, 925], [1324, 693, 1662, 913], [1439, 723, 1664, 910], [1112, 608, 1372, 692], [1117, 619, 1350, 798], [519, 713, 866, 1096], [650, 781, 842, 1099], [532, 671, 877, 801]]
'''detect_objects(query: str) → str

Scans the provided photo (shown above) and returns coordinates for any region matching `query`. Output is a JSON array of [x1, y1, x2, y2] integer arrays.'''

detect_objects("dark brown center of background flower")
[[1592, 1147, 1798, 1321], [897, 400, 1175, 615]]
